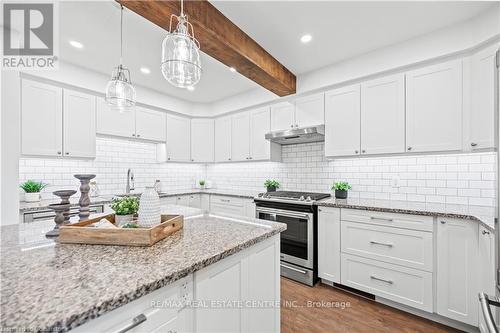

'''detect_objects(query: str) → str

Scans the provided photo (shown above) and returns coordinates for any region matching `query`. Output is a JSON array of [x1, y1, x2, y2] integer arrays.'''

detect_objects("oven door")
[[256, 206, 314, 269]]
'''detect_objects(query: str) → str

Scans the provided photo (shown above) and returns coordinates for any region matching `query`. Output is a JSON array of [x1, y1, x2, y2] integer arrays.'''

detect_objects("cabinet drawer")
[[341, 254, 433, 312], [210, 203, 246, 216], [210, 195, 244, 207], [341, 221, 433, 271], [341, 209, 433, 232]]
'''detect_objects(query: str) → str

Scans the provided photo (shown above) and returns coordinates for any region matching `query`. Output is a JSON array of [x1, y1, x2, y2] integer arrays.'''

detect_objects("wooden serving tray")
[[59, 214, 184, 246]]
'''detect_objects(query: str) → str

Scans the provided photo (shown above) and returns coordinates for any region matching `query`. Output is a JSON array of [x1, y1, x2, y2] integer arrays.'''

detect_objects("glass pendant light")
[[161, 0, 202, 88], [105, 5, 136, 110]]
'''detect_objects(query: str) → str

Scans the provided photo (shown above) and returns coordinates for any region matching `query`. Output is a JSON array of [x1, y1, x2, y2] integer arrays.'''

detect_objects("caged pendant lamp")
[[161, 0, 202, 88], [105, 5, 136, 110]]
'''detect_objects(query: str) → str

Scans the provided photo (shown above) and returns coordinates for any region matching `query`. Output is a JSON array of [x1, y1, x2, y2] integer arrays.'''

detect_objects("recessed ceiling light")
[[187, 86, 195, 91], [300, 34, 312, 43], [229, 67, 237, 73], [140, 67, 151, 74], [69, 40, 84, 49]]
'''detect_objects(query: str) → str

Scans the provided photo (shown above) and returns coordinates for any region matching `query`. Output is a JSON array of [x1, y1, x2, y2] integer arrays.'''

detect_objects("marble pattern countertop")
[[19, 189, 258, 213], [0, 205, 286, 332], [316, 198, 496, 230]]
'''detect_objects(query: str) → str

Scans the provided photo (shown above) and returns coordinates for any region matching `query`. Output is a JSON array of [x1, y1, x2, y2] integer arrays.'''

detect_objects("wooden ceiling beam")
[[117, 0, 296, 96]]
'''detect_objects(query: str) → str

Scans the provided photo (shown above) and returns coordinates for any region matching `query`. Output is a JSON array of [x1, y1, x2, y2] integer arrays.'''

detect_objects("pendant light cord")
[[180, 0, 184, 16], [120, 5, 123, 66]]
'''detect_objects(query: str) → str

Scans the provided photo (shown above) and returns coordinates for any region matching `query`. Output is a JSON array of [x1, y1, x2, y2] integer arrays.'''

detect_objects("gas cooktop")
[[255, 191, 331, 204]]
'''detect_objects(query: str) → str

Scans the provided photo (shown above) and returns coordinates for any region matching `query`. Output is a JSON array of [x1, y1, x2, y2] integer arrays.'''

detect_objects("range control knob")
[[299, 196, 305, 201], [306, 196, 312, 202]]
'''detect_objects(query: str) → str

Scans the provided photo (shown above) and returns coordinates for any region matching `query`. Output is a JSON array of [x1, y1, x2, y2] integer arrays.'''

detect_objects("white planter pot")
[[25, 192, 41, 202], [115, 214, 134, 227]]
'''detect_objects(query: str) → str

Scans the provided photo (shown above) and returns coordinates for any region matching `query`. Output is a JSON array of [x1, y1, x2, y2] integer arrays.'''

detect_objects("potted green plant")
[[111, 196, 139, 226], [20, 180, 48, 202], [264, 179, 280, 192], [332, 181, 352, 199], [199, 180, 206, 189]]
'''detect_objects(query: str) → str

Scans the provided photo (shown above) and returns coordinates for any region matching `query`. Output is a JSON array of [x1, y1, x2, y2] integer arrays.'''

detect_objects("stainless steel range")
[[254, 191, 330, 286]]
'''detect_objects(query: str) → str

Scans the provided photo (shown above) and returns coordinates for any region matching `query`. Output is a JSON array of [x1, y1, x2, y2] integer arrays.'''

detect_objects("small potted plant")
[[111, 196, 139, 226], [20, 180, 48, 202], [264, 179, 280, 192], [332, 181, 352, 199], [199, 180, 206, 189]]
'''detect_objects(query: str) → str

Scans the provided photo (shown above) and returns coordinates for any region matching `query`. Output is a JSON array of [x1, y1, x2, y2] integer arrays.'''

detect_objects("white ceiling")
[[59, 1, 494, 104]]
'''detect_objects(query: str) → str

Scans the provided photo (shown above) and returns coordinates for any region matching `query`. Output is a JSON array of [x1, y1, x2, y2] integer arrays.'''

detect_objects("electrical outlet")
[[391, 175, 401, 188]]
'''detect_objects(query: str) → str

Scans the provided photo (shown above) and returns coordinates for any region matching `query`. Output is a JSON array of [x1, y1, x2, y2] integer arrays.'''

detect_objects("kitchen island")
[[0, 205, 286, 332]]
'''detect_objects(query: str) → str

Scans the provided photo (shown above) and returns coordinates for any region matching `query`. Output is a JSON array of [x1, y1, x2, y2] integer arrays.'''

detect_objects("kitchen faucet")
[[126, 168, 135, 194]]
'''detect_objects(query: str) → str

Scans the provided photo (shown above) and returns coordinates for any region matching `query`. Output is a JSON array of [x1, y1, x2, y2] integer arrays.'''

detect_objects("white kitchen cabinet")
[[62, 89, 96, 158], [96, 97, 136, 139], [214, 116, 232, 162], [200, 194, 210, 212], [436, 218, 478, 326], [324, 84, 361, 157], [175, 195, 190, 207], [270, 102, 295, 131], [249, 106, 272, 161], [135, 107, 166, 142], [470, 44, 498, 150], [188, 193, 201, 208], [360, 74, 405, 155], [318, 207, 341, 283], [478, 225, 496, 333], [21, 79, 63, 157], [166, 114, 191, 162], [406, 60, 463, 153], [210, 195, 246, 216], [191, 119, 214, 162], [231, 112, 250, 161], [294, 93, 324, 128]]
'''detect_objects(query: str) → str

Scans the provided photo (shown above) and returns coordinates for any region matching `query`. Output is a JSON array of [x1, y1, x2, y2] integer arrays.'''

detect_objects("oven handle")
[[280, 263, 308, 275], [255, 207, 311, 220]]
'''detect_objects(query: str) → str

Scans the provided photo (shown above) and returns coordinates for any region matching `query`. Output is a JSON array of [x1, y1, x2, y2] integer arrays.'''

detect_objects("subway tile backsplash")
[[19, 139, 496, 207]]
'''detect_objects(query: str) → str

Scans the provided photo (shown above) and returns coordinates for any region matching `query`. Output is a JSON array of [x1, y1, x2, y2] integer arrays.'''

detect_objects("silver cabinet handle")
[[167, 157, 171, 161], [57, 151, 62, 155], [479, 293, 500, 333], [440, 220, 446, 224], [281, 263, 307, 274], [290, 124, 293, 128], [220, 199, 230, 202], [471, 142, 478, 147], [114, 313, 147, 333], [361, 150, 366, 154], [137, 134, 141, 138], [407, 146, 412, 151], [355, 150, 359, 154], [65, 152, 69, 155], [132, 133, 136, 137], [249, 156, 253, 160], [228, 158, 231, 161], [370, 275, 393, 284], [370, 216, 394, 222], [482, 230, 491, 235], [370, 240, 393, 247]]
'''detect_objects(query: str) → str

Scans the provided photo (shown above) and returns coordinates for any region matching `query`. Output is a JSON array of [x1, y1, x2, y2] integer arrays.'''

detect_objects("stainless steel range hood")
[[265, 125, 325, 145]]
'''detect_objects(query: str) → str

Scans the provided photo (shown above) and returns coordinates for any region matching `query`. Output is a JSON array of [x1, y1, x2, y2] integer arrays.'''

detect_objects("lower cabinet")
[[318, 207, 341, 283], [209, 195, 255, 218]]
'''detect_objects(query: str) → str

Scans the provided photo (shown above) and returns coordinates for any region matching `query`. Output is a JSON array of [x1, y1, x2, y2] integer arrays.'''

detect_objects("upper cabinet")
[[249, 107, 273, 161], [96, 98, 135, 138], [214, 116, 232, 162], [166, 114, 191, 162], [21, 79, 96, 158], [360, 74, 405, 155], [231, 112, 251, 161], [270, 93, 324, 131], [63, 89, 96, 158], [191, 119, 214, 163], [406, 60, 463, 153], [325, 84, 361, 157], [469, 44, 498, 150], [135, 107, 166, 142]]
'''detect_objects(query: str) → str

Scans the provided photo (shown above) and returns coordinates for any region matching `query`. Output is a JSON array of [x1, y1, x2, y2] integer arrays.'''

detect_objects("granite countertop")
[[0, 205, 286, 332], [316, 198, 496, 230], [19, 189, 258, 213]]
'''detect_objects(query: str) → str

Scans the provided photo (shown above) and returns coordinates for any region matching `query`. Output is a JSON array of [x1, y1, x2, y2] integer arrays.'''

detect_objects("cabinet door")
[[324, 84, 361, 157], [361, 74, 405, 155], [175, 195, 190, 207], [231, 112, 250, 161], [470, 45, 498, 150], [318, 207, 341, 283], [188, 194, 201, 208], [249, 107, 271, 161], [63, 89, 96, 158], [21, 79, 63, 156], [295, 93, 324, 128], [214, 116, 232, 162], [166, 114, 191, 162], [436, 218, 478, 326], [270, 102, 295, 131], [135, 107, 166, 142], [406, 60, 462, 153], [96, 97, 135, 139], [478, 226, 496, 333], [191, 119, 214, 162]]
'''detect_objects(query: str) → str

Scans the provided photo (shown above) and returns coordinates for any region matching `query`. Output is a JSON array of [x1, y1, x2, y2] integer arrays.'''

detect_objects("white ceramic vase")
[[138, 187, 161, 227], [25, 192, 41, 202]]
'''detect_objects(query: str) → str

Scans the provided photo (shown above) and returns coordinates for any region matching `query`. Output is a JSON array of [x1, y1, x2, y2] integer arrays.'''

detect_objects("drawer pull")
[[281, 263, 307, 275], [220, 199, 230, 202], [370, 275, 393, 284], [114, 313, 147, 333], [370, 240, 393, 247], [370, 216, 394, 222]]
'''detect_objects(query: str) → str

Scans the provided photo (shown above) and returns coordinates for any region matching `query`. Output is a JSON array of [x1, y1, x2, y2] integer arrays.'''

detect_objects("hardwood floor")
[[281, 277, 461, 333]]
